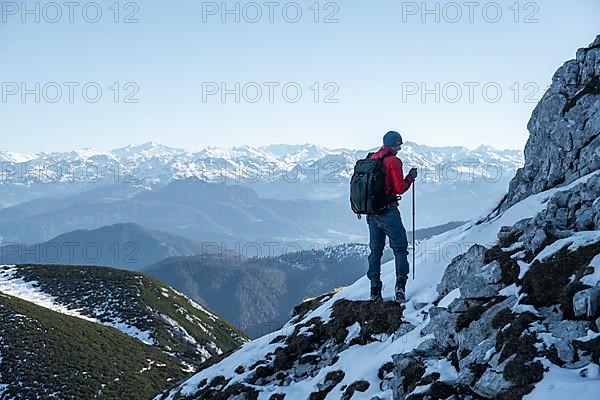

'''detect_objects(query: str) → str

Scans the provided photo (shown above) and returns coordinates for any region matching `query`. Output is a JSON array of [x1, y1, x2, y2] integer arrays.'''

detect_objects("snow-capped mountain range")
[[0, 142, 523, 229], [0, 142, 522, 190]]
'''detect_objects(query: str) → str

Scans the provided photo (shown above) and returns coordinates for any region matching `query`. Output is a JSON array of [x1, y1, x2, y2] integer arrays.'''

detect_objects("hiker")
[[350, 131, 417, 302]]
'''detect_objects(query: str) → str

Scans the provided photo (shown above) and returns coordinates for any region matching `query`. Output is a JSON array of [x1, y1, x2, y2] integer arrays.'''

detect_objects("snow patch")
[[525, 360, 600, 400], [0, 267, 96, 322], [438, 288, 460, 308], [582, 254, 600, 286], [534, 231, 600, 263], [0, 266, 155, 345]]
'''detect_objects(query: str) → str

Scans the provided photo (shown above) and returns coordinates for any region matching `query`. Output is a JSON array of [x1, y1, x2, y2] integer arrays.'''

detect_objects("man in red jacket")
[[367, 131, 417, 302]]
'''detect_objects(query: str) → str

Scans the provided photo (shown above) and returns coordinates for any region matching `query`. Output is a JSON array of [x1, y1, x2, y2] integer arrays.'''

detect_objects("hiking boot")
[[370, 287, 383, 302], [395, 276, 408, 303]]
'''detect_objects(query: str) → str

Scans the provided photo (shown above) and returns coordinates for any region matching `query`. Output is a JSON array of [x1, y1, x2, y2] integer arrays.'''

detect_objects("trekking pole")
[[412, 179, 416, 280]]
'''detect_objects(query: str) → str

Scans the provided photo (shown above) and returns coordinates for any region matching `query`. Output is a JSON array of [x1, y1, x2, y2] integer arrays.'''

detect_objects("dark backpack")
[[350, 152, 396, 216]]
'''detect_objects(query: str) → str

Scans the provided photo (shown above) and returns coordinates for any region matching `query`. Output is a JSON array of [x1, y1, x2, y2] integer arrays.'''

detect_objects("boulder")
[[456, 296, 517, 352], [573, 287, 600, 318], [421, 307, 458, 350], [447, 297, 486, 314], [473, 368, 512, 398], [391, 354, 425, 400], [553, 339, 576, 364], [437, 244, 488, 298], [458, 338, 495, 372], [460, 261, 503, 299], [545, 320, 589, 364], [548, 320, 589, 340]]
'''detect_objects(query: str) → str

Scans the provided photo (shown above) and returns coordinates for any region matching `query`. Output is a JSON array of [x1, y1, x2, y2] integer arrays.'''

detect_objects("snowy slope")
[[159, 170, 600, 400], [0, 266, 155, 344], [0, 264, 246, 369]]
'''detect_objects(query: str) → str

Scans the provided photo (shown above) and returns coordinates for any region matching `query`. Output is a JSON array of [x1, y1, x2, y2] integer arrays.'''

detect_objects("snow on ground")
[[163, 170, 600, 400], [513, 230, 600, 284], [582, 254, 600, 286], [185, 296, 218, 321], [160, 314, 197, 345], [525, 360, 600, 399], [0, 267, 96, 322], [0, 349, 7, 396], [533, 231, 600, 263], [438, 288, 461, 308], [0, 266, 155, 345]]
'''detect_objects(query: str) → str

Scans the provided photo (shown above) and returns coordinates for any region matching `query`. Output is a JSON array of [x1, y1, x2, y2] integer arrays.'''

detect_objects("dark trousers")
[[366, 206, 410, 290]]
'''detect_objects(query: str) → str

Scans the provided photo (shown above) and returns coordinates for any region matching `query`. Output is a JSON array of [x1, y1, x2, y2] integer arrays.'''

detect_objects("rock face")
[[387, 36, 600, 399], [526, 174, 600, 242], [504, 35, 600, 209]]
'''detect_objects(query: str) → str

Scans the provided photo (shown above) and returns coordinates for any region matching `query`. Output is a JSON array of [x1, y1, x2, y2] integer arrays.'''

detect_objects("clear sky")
[[1, 0, 598, 153]]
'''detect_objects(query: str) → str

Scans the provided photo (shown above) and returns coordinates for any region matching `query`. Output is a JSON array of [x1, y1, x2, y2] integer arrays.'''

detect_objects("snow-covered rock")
[[573, 287, 600, 318]]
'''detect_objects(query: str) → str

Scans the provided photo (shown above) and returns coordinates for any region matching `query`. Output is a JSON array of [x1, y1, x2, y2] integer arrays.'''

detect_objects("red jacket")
[[370, 146, 414, 197]]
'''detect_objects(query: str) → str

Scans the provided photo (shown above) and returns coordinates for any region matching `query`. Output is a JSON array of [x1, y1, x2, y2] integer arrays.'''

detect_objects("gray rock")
[[293, 362, 313, 378], [391, 354, 423, 400], [573, 287, 600, 318], [416, 338, 443, 356], [529, 228, 548, 254], [457, 368, 477, 387], [503, 35, 600, 209], [473, 368, 512, 398], [395, 322, 417, 338], [460, 261, 503, 299], [421, 307, 458, 349], [457, 296, 517, 352], [461, 281, 502, 300], [548, 320, 589, 340], [594, 199, 600, 229], [553, 191, 571, 208], [497, 226, 516, 244], [554, 207, 570, 230], [575, 205, 596, 230], [553, 340, 576, 364], [596, 317, 600, 332], [447, 298, 485, 314], [458, 338, 495, 374], [437, 244, 488, 298]]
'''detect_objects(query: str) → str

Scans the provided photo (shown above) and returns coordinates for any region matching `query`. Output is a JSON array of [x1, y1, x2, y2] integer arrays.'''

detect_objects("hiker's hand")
[[409, 168, 418, 179]]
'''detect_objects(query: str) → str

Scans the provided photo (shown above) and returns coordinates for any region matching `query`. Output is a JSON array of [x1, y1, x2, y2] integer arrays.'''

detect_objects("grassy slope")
[[10, 264, 247, 367], [140, 275, 246, 358], [0, 293, 187, 400]]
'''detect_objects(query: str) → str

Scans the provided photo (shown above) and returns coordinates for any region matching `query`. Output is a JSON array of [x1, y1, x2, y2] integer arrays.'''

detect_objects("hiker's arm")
[[389, 158, 414, 195]]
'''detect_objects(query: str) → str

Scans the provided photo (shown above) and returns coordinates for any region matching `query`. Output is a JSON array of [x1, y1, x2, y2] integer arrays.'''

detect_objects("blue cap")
[[383, 131, 402, 147]]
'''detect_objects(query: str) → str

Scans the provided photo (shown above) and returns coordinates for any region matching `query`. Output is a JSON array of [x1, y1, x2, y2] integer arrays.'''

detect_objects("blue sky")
[[1, 0, 598, 153]]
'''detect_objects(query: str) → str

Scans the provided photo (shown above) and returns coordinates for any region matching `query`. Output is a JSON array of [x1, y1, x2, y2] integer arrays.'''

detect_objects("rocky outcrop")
[[390, 227, 600, 399], [387, 35, 600, 400], [518, 174, 600, 255], [503, 35, 600, 209]]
